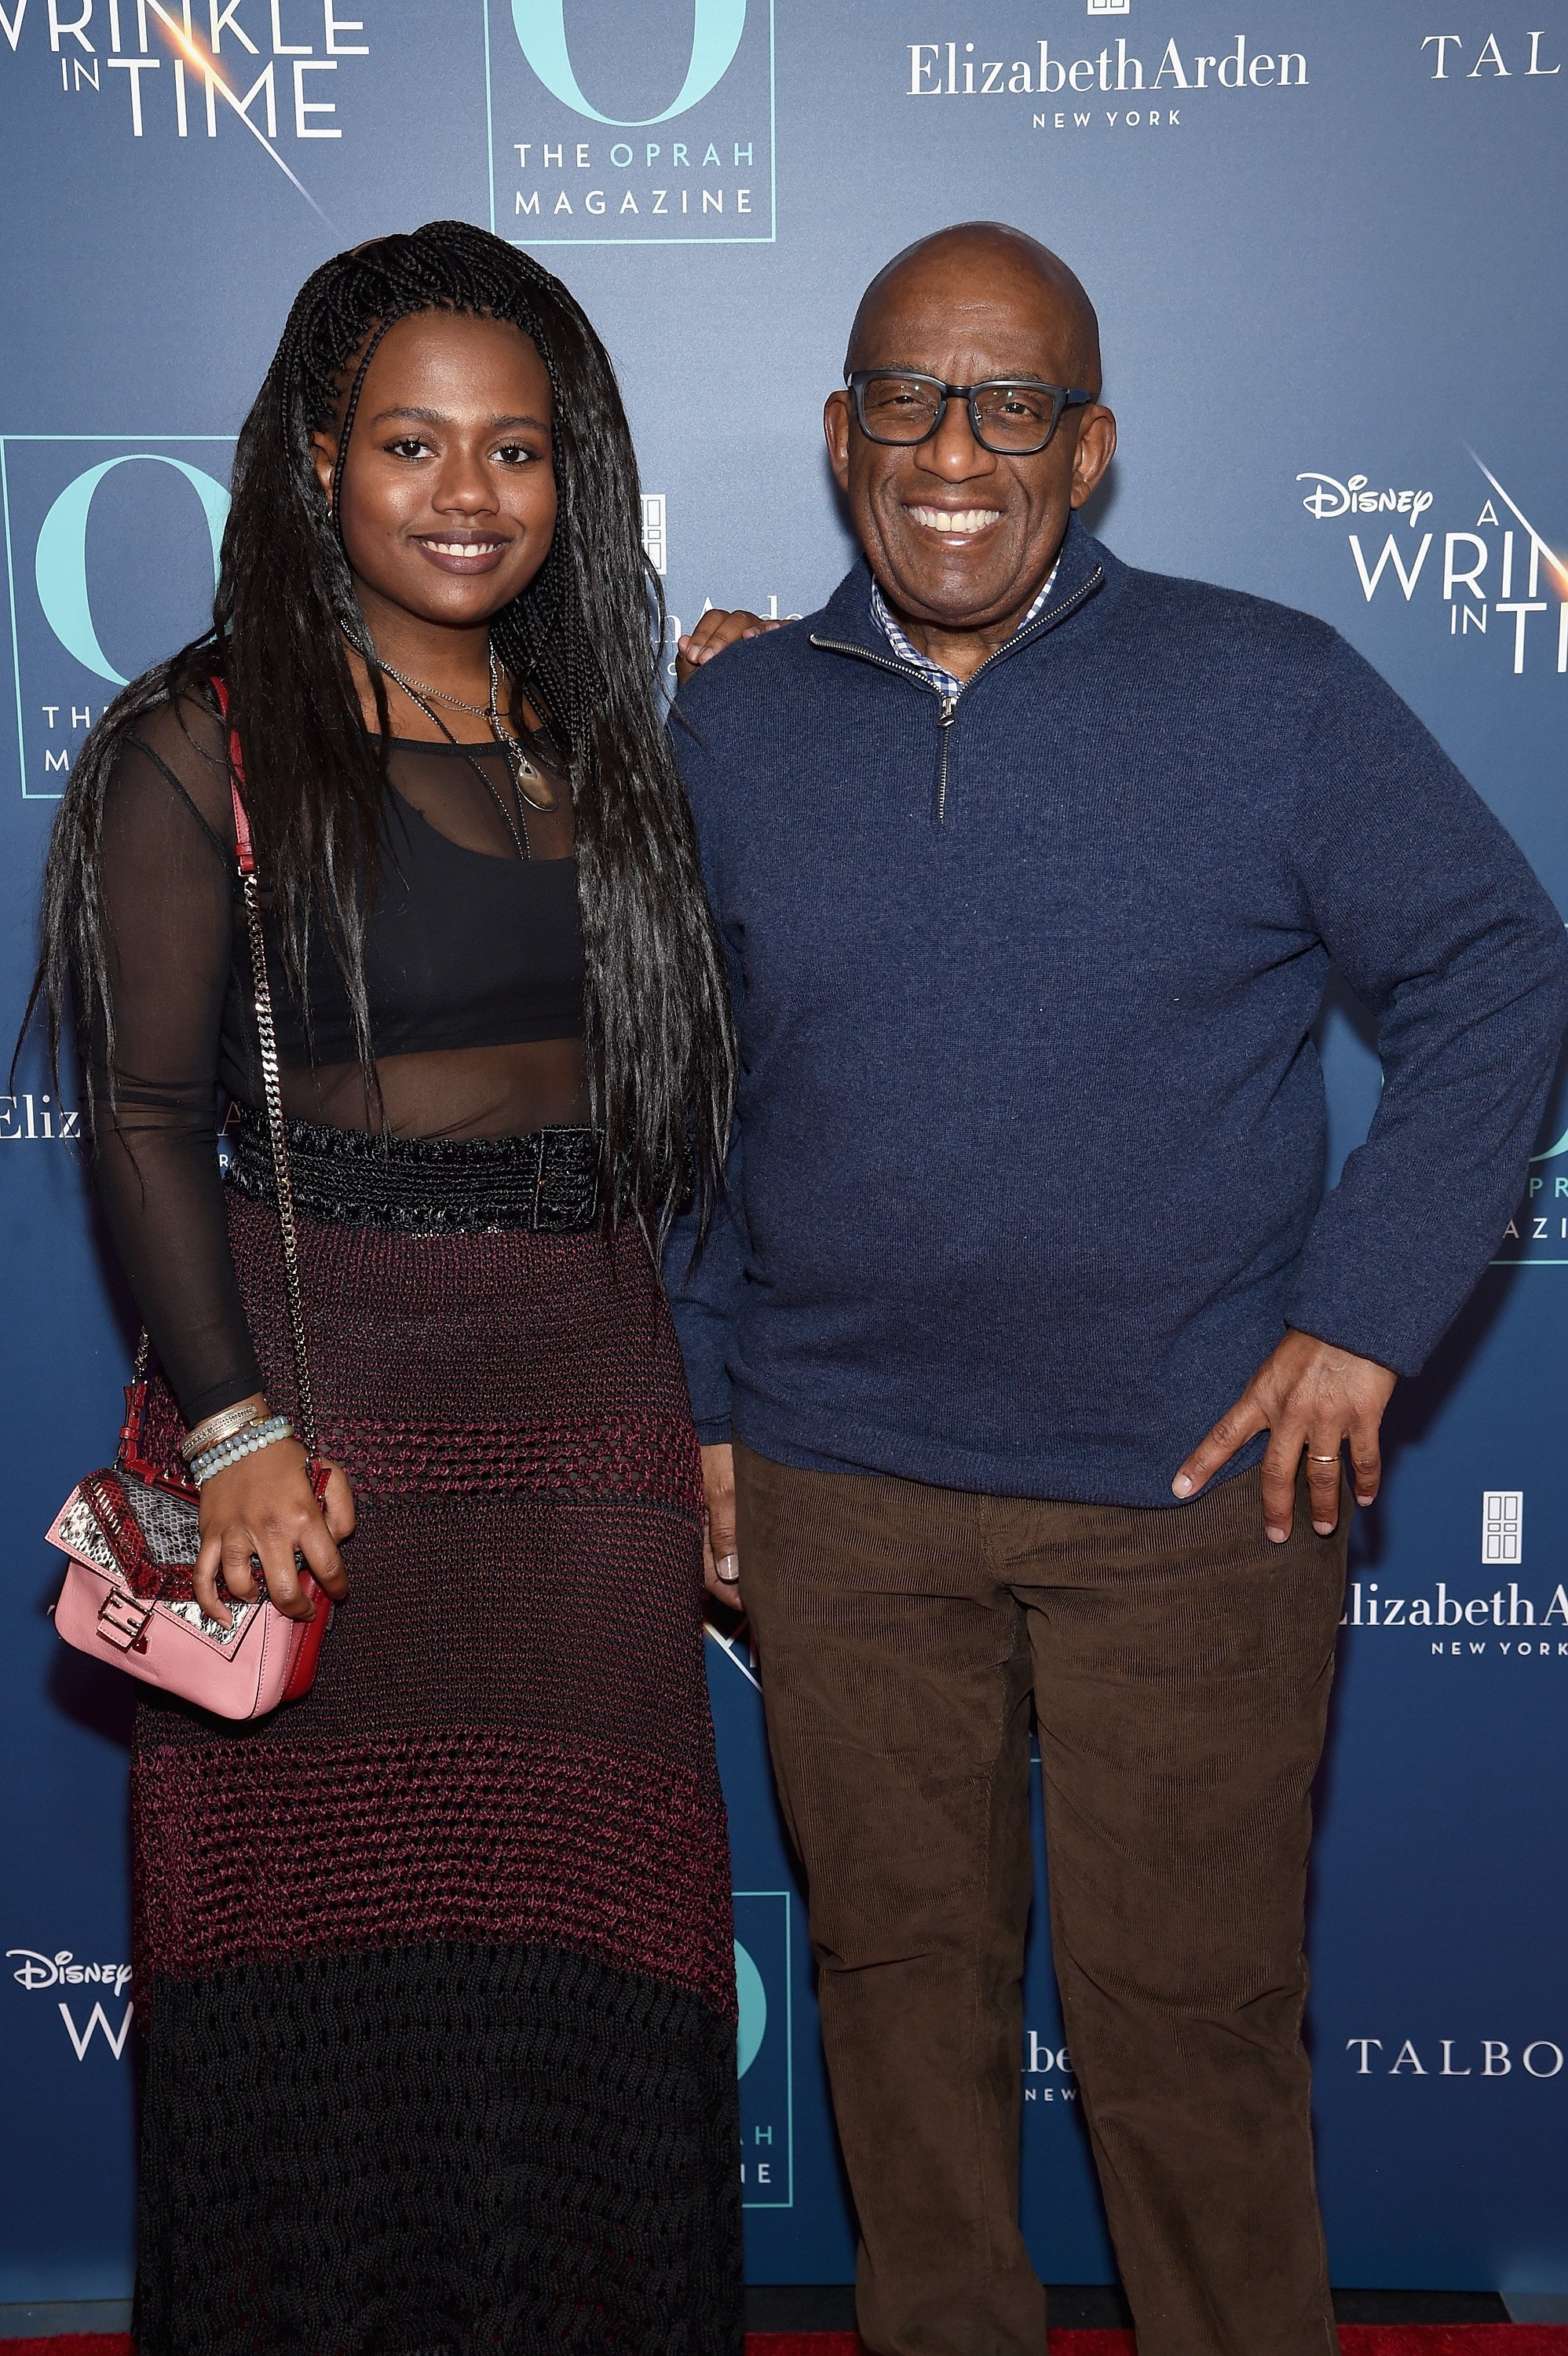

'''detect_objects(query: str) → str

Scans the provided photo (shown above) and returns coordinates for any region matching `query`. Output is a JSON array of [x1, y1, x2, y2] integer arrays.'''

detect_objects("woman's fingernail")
[[717, 1556, 740, 1583], [1171, 1473, 1193, 1498], [1266, 1526, 1288, 1544], [1314, 1520, 1336, 1537]]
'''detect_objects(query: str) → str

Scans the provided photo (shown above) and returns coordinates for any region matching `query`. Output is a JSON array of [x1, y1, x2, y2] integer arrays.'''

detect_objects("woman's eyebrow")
[[367, 405, 550, 430]]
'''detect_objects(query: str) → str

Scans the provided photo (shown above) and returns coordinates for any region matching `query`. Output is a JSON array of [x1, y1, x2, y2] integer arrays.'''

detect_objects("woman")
[[35, 222, 742, 2356]]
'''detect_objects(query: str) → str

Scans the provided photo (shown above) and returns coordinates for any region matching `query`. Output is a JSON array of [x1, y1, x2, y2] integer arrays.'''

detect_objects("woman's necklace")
[[368, 640, 560, 860]]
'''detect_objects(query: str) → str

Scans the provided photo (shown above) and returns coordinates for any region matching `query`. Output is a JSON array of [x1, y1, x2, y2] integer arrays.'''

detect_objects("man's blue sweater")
[[664, 518, 1568, 1507]]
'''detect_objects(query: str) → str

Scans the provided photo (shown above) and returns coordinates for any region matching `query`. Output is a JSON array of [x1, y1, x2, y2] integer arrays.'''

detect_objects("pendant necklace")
[[367, 639, 559, 860]]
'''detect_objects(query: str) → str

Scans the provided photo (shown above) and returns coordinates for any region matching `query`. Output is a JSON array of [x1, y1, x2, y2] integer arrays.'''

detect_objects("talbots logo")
[[0, 436, 235, 801], [487, 0, 775, 245], [733, 1890, 793, 2207]]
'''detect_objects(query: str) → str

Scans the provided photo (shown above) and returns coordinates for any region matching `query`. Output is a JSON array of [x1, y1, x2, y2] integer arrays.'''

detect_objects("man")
[[666, 223, 1567, 2356]]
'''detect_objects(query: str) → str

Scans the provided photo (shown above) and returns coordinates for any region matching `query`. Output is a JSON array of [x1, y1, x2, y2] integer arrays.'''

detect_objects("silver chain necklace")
[[369, 641, 559, 856]]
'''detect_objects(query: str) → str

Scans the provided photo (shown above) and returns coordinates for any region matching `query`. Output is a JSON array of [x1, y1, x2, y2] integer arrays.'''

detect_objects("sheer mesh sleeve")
[[90, 697, 263, 1424]]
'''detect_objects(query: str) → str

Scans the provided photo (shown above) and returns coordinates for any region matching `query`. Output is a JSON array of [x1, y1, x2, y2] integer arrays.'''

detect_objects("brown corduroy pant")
[[733, 1442, 1349, 2356]]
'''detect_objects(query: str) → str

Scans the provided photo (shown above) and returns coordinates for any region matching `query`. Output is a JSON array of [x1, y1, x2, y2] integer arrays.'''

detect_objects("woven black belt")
[[225, 1110, 602, 1234]]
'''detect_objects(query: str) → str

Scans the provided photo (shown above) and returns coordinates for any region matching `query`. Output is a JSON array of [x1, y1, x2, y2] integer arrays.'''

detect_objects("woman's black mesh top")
[[91, 693, 587, 1422]]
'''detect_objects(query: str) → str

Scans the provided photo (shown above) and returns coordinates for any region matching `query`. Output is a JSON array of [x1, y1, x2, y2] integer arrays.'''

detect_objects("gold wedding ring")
[[1307, 1451, 1341, 1463]]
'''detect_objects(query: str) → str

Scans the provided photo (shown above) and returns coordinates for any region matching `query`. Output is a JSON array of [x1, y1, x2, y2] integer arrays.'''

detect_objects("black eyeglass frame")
[[845, 368, 1096, 455]]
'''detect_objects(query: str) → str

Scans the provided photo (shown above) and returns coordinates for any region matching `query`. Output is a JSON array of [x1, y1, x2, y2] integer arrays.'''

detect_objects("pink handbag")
[[47, 682, 334, 1721]]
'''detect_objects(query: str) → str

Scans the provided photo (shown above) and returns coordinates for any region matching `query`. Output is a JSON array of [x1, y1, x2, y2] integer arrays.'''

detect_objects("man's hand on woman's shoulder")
[[675, 609, 783, 687]]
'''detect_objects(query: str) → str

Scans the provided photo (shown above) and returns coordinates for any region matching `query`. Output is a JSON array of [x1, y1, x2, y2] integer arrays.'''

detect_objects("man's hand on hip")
[[701, 1441, 742, 1608], [1171, 1329, 1397, 1542]]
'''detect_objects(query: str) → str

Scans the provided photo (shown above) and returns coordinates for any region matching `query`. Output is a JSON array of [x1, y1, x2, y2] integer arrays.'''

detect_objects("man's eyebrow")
[[367, 405, 550, 431], [856, 363, 1058, 385]]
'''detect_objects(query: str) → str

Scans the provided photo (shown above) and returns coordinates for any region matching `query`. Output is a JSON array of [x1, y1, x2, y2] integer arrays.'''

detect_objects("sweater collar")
[[813, 511, 1110, 672]]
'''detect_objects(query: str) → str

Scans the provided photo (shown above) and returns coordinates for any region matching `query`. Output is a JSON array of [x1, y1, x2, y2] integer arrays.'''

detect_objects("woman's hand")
[[192, 1420, 355, 1628]]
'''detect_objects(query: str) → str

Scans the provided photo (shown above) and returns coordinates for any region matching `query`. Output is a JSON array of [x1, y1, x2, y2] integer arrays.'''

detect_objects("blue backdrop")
[[2, 0, 1565, 2307]]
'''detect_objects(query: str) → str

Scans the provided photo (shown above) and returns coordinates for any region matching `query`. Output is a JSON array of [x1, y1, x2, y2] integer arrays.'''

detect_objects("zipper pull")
[[934, 695, 957, 825]]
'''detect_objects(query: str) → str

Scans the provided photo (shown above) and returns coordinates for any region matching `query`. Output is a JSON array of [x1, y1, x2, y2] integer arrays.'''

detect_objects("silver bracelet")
[[191, 1414, 296, 1487], [180, 1399, 268, 1464]]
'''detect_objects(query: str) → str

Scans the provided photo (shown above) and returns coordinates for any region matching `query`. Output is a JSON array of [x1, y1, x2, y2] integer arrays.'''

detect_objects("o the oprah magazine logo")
[[0, 440, 672, 801], [485, 0, 776, 245], [0, 437, 234, 800], [733, 1890, 793, 2207]]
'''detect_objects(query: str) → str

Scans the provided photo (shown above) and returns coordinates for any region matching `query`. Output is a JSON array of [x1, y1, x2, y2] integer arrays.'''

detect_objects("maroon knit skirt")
[[130, 1124, 743, 2356]]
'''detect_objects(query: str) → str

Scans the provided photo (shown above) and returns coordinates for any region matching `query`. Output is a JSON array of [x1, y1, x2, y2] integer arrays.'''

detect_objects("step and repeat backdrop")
[[1, 0, 1565, 2309]]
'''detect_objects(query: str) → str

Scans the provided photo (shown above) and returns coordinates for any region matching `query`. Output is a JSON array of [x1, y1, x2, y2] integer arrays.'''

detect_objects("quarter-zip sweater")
[[665, 518, 1568, 1506]]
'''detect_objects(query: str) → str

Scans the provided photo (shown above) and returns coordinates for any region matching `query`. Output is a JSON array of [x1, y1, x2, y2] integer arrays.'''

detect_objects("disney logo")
[[1297, 473, 1434, 525], [8, 1948, 132, 1996]]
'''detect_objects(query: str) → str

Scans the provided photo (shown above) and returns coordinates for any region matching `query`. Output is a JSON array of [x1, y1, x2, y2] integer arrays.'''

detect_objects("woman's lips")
[[411, 534, 510, 574]]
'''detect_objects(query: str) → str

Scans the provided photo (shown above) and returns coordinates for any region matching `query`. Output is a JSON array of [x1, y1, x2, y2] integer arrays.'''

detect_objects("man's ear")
[[1069, 406, 1117, 510], [823, 390, 852, 494]]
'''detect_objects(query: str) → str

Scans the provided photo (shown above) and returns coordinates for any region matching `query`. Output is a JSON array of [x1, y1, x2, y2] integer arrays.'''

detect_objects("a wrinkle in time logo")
[[1293, 458, 1568, 1271], [1295, 458, 1568, 682], [486, 0, 776, 246], [7, 1948, 134, 2062], [0, 0, 375, 219]]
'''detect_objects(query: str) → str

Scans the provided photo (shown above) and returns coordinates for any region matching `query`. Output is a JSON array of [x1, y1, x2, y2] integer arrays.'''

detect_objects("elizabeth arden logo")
[[641, 494, 667, 577], [0, 1092, 80, 1140], [908, 29, 1307, 132], [1482, 1490, 1522, 1567], [488, 0, 776, 245], [1343, 1574, 1568, 1661], [1022, 2031, 1080, 2104]]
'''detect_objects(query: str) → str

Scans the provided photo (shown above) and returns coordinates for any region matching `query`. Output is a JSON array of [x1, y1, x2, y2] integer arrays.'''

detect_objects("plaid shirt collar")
[[870, 558, 1061, 701]]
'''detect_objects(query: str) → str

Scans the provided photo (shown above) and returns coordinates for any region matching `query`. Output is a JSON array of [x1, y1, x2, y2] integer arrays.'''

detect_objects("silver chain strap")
[[238, 864, 317, 1459], [120, 693, 318, 1476]]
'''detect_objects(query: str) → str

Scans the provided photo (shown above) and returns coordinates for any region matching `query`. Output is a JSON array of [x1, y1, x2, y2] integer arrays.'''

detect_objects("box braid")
[[32, 221, 735, 1240]]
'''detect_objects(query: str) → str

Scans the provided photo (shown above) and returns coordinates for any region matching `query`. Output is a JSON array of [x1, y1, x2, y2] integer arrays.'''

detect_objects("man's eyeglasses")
[[846, 370, 1095, 456]]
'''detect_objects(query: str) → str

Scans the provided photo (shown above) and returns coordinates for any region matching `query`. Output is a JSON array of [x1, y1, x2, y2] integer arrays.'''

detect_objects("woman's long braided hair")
[[33, 220, 734, 1238]]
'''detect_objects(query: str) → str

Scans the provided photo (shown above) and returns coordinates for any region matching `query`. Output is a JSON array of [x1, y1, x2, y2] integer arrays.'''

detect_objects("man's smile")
[[902, 503, 1003, 540]]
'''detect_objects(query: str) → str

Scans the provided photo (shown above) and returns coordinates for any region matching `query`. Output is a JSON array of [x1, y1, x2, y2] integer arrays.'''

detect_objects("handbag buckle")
[[97, 1585, 154, 1654]]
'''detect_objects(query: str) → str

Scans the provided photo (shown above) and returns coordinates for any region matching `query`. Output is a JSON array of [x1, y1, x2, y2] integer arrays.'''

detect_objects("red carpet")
[[743, 2336, 1568, 2355], [8, 2330, 1568, 2355]]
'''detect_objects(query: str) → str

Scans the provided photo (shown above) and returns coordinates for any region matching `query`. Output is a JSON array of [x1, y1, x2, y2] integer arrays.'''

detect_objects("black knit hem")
[[133, 1941, 744, 2356]]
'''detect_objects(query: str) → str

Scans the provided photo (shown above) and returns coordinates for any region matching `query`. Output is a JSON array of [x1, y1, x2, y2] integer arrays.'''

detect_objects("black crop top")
[[89, 692, 590, 1421]]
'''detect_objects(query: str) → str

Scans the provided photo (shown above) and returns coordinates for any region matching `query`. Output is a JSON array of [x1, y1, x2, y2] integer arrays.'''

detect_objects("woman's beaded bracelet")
[[190, 1414, 296, 1487]]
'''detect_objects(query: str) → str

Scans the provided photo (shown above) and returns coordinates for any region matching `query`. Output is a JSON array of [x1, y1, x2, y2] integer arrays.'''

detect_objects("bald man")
[[665, 225, 1566, 2356]]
